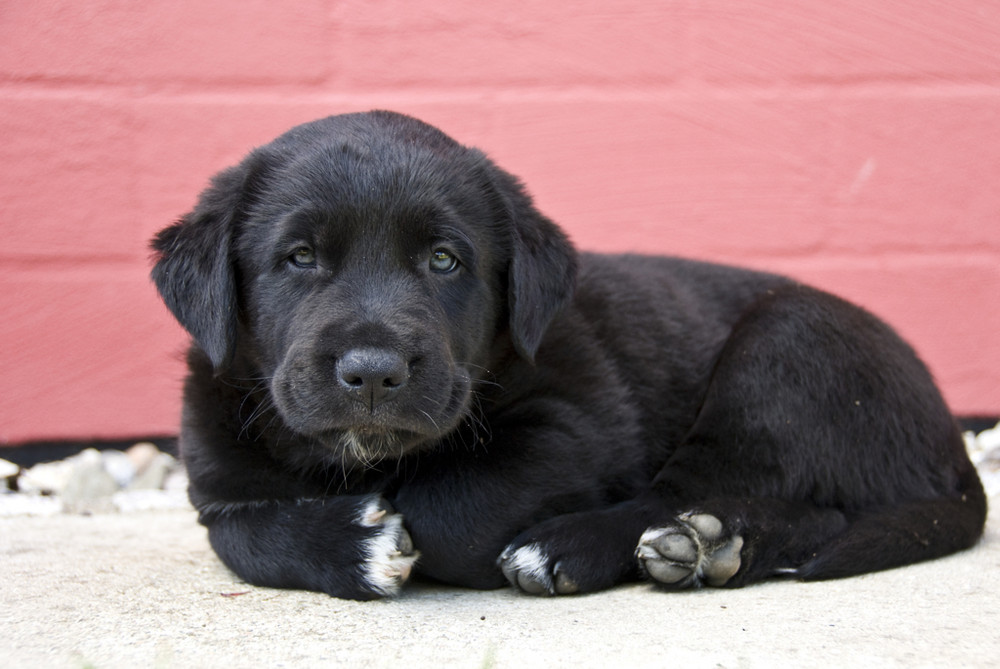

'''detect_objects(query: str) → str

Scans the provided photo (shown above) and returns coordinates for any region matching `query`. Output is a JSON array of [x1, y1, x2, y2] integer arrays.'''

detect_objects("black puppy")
[[152, 110, 986, 599]]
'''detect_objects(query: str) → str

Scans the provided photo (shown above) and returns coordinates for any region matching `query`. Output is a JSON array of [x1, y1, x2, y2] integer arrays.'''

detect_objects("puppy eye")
[[429, 249, 459, 274], [290, 246, 317, 268]]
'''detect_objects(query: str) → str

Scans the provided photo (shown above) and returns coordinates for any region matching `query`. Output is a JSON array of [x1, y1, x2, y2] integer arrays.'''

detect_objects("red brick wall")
[[2, 1, 999, 443]]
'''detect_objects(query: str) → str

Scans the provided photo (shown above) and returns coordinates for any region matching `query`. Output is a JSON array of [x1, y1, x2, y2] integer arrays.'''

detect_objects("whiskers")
[[462, 361, 503, 391], [462, 389, 493, 452], [449, 361, 498, 453], [229, 375, 283, 442], [416, 407, 440, 432]]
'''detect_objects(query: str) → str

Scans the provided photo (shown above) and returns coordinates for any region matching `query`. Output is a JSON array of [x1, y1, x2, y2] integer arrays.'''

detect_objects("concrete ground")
[[3, 496, 999, 669]]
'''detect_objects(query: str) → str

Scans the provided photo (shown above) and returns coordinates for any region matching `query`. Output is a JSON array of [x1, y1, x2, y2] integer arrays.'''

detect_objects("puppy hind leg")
[[638, 284, 986, 588], [795, 490, 987, 581]]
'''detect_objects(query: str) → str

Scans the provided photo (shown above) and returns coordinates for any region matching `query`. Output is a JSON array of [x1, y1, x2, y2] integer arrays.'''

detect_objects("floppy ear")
[[151, 164, 248, 372], [490, 165, 578, 363]]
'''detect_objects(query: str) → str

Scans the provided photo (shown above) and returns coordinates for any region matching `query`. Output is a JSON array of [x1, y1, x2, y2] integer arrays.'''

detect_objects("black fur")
[[151, 110, 986, 599]]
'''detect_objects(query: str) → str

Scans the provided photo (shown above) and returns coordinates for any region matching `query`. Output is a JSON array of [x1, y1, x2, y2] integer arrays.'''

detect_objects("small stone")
[[126, 442, 161, 474], [978, 422, 1000, 452], [963, 431, 978, 453], [0, 458, 19, 490], [0, 458, 18, 479], [75, 447, 103, 468], [18, 459, 74, 495], [102, 449, 137, 488], [61, 448, 120, 507], [129, 453, 176, 490]]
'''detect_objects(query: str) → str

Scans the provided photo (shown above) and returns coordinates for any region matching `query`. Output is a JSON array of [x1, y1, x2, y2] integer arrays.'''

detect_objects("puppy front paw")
[[498, 542, 580, 596], [497, 509, 641, 596], [358, 496, 419, 596]]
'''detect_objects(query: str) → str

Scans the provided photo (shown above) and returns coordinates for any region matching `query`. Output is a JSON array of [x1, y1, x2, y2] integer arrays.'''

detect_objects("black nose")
[[336, 348, 409, 409]]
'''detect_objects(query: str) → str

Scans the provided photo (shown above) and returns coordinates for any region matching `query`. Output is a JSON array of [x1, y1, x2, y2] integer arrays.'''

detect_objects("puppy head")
[[152, 111, 576, 463]]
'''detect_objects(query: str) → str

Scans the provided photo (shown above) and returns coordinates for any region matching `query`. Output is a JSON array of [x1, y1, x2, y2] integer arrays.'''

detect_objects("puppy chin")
[[311, 407, 469, 467], [320, 429, 403, 466], [321, 427, 409, 466]]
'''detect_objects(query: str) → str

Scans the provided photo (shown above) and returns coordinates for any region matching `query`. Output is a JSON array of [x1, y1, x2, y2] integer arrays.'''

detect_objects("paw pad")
[[636, 512, 743, 589]]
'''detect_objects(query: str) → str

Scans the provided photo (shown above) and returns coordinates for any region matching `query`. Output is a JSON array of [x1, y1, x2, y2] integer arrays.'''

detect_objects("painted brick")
[[826, 95, 1000, 252], [0, 96, 140, 261], [0, 264, 186, 443], [0, 0, 330, 84], [332, 0, 686, 87], [688, 0, 1000, 82], [491, 98, 835, 257]]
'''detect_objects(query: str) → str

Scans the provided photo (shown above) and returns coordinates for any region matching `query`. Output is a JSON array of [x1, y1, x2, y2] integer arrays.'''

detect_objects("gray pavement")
[[3, 497, 999, 668]]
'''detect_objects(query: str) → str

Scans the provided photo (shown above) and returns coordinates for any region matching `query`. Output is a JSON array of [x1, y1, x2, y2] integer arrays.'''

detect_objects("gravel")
[[0, 441, 191, 516], [966, 421, 1000, 498]]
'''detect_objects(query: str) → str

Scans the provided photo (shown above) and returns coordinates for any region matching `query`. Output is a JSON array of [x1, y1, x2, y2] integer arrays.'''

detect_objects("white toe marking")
[[357, 496, 419, 596], [505, 544, 550, 585], [358, 495, 388, 527]]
